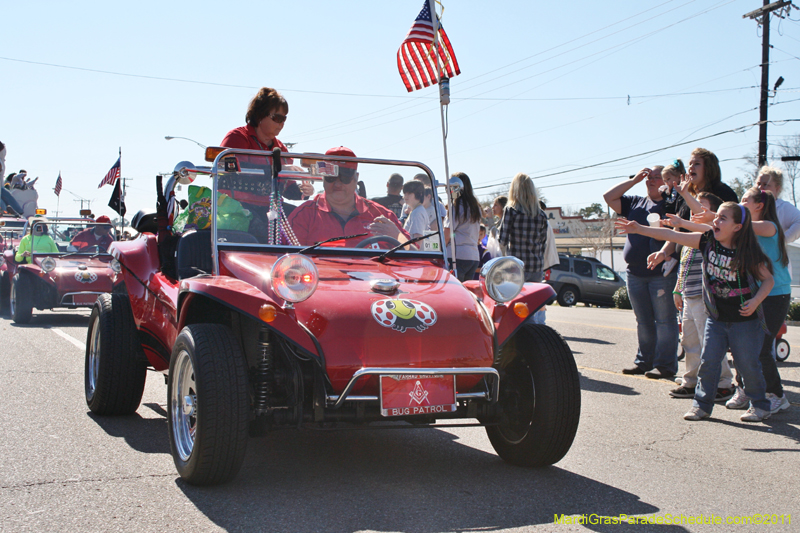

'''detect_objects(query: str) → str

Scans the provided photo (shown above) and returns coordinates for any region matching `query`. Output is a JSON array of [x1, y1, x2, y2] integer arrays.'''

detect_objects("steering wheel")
[[355, 235, 402, 249]]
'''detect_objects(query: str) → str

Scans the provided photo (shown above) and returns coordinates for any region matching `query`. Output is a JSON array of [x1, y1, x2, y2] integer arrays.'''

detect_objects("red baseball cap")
[[325, 146, 357, 170], [96, 215, 111, 223]]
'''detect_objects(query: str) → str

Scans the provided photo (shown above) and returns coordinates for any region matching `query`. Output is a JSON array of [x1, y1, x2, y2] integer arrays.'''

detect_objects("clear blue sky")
[[2, 0, 798, 220]]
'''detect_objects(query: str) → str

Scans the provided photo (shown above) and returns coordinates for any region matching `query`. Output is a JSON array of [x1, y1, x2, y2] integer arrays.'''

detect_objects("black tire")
[[0, 271, 10, 314], [168, 324, 250, 486], [557, 285, 578, 307], [85, 293, 147, 415], [776, 339, 790, 362], [10, 274, 33, 324], [487, 324, 581, 467]]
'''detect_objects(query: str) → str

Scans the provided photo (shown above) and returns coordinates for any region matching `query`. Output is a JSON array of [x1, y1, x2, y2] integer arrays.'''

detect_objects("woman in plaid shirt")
[[498, 173, 549, 282]]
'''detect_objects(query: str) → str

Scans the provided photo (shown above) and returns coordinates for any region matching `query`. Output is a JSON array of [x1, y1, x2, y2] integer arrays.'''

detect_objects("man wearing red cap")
[[288, 147, 409, 247], [70, 215, 115, 252]]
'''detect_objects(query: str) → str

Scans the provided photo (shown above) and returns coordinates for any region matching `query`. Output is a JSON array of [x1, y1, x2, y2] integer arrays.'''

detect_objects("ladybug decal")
[[75, 271, 98, 283], [371, 299, 437, 333]]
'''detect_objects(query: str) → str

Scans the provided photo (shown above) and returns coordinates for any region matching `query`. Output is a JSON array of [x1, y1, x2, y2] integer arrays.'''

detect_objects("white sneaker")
[[767, 393, 790, 414], [683, 407, 710, 421], [725, 387, 749, 410], [740, 406, 771, 422]]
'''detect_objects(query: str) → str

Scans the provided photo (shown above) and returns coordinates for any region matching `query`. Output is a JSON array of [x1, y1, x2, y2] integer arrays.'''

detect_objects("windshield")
[[170, 149, 447, 256], [28, 220, 117, 255]]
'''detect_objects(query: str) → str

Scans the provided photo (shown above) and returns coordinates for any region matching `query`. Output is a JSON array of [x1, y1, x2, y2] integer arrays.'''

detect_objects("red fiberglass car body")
[[5, 218, 122, 323], [85, 148, 581, 485]]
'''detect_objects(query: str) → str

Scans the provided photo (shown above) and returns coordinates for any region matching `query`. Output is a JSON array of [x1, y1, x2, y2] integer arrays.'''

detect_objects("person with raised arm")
[[616, 202, 774, 422]]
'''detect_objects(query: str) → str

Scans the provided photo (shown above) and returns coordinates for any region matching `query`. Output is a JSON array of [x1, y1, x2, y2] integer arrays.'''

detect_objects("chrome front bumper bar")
[[326, 367, 500, 409]]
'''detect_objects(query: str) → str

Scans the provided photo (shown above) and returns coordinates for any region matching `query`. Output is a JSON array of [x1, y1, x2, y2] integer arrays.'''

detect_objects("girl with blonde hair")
[[498, 173, 548, 282]]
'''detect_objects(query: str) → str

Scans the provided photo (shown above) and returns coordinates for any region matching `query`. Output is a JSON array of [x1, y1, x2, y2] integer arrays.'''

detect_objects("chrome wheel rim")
[[171, 349, 197, 462], [564, 291, 575, 305], [86, 315, 101, 400]]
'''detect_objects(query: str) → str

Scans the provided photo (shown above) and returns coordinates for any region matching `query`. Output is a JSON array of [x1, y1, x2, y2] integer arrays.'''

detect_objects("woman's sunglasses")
[[268, 113, 288, 124]]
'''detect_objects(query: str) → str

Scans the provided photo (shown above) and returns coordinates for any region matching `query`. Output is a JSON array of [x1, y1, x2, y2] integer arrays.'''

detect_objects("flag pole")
[[118, 147, 124, 237], [55, 172, 61, 218], [429, 0, 458, 278]]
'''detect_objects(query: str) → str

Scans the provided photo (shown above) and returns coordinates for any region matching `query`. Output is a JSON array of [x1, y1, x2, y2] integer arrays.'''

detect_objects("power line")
[[473, 119, 800, 191]]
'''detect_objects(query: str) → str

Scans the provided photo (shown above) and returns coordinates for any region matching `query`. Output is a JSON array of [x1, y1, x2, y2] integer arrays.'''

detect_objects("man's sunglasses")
[[268, 113, 287, 124], [323, 167, 356, 184]]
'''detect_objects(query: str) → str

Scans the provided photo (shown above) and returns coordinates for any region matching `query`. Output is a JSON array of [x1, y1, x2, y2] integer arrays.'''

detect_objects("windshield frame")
[[205, 148, 449, 276], [26, 218, 116, 259]]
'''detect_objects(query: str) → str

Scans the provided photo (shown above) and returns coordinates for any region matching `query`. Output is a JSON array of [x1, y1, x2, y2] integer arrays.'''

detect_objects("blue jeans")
[[456, 260, 479, 282], [694, 318, 769, 414], [627, 272, 679, 374]]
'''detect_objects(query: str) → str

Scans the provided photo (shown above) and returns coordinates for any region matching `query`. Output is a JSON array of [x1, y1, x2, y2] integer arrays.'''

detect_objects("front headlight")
[[110, 259, 122, 273], [41, 257, 57, 273], [270, 254, 318, 303], [480, 256, 525, 303]]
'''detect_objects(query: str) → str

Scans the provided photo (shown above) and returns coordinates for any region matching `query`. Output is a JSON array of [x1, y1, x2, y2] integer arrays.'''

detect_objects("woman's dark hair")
[[688, 147, 721, 195], [746, 187, 788, 267], [246, 87, 288, 128], [721, 201, 773, 280], [402, 180, 424, 203], [451, 172, 482, 223]]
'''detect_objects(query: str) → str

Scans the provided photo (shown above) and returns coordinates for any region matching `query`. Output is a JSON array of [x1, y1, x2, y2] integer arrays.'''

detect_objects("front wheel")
[[776, 338, 790, 362], [168, 324, 250, 486], [557, 286, 578, 307], [486, 324, 581, 467], [10, 274, 32, 324], [0, 271, 10, 314]]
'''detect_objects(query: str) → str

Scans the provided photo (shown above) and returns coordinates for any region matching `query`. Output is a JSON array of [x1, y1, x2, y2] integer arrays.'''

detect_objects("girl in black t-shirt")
[[615, 201, 775, 423]]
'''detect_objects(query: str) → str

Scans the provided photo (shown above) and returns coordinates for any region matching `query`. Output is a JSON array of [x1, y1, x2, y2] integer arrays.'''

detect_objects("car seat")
[[176, 229, 258, 279]]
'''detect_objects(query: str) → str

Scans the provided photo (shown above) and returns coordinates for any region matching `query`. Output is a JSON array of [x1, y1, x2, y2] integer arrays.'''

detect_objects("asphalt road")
[[0, 304, 798, 532]]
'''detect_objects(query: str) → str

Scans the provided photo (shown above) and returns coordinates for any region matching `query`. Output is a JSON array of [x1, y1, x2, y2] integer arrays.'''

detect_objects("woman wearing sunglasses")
[[220, 87, 312, 201]]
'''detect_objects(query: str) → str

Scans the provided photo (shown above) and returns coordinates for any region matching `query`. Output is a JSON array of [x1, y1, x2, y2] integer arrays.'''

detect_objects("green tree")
[[577, 203, 607, 219]]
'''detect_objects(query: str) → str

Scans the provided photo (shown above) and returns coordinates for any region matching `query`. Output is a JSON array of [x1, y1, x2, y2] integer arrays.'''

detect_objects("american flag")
[[98, 157, 121, 188], [397, 1, 460, 92], [54, 172, 62, 197]]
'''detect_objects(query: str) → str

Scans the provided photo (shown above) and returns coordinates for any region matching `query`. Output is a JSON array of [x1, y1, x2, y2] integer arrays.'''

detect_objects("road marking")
[[549, 320, 635, 332], [51, 328, 86, 351]]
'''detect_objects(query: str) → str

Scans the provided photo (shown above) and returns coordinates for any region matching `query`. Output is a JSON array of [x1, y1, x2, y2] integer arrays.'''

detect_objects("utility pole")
[[743, 1, 793, 167]]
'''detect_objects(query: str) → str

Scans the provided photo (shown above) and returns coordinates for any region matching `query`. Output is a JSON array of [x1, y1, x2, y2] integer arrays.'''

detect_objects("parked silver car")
[[545, 254, 625, 307]]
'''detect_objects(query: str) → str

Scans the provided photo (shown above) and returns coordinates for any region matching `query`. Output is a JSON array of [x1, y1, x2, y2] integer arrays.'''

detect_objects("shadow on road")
[[4, 314, 91, 328], [580, 373, 640, 396], [174, 428, 674, 533], [86, 410, 169, 455], [564, 336, 615, 346]]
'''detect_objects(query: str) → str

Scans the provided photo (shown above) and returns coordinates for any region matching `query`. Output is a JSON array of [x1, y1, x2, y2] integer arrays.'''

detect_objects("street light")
[[165, 136, 207, 149]]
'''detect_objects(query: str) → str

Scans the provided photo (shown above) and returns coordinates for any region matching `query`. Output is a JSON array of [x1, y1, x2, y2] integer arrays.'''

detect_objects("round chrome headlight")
[[480, 256, 525, 303], [41, 257, 57, 273], [270, 254, 319, 303], [110, 259, 122, 273]]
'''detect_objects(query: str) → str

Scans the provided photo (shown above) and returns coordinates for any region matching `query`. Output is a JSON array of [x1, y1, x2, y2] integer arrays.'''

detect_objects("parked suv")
[[545, 254, 625, 307]]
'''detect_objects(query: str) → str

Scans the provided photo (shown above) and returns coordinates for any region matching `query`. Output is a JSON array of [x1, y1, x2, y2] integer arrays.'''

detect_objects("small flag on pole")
[[54, 173, 63, 197], [98, 157, 121, 188], [397, 1, 461, 92], [108, 178, 126, 216]]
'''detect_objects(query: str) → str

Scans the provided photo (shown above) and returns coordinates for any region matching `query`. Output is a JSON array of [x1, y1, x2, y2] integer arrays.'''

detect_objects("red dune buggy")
[[86, 148, 581, 485], [5, 217, 121, 323]]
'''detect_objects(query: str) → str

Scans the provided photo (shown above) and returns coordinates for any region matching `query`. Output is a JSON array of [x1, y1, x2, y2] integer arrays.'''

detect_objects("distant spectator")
[[372, 173, 404, 218], [414, 173, 446, 228], [474, 224, 492, 280], [401, 180, 428, 239], [0, 141, 6, 183], [445, 172, 482, 282], [604, 165, 678, 379], [755, 166, 800, 243], [498, 173, 548, 282]]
